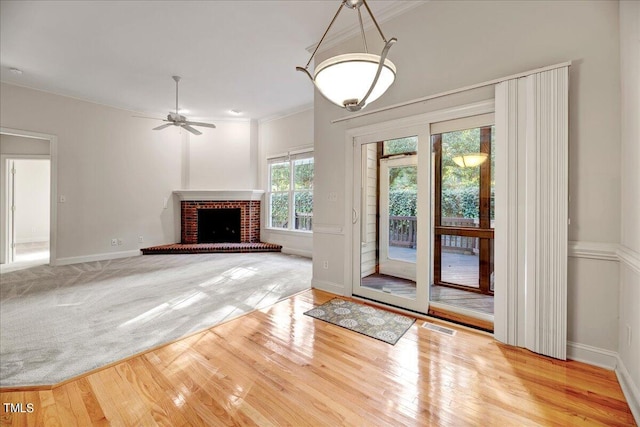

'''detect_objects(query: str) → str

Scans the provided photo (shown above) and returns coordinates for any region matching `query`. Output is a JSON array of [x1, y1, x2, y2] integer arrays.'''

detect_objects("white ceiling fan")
[[150, 76, 216, 135]]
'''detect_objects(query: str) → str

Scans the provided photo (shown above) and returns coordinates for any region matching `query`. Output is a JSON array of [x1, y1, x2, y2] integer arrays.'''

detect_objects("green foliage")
[[388, 188, 493, 220], [294, 191, 313, 214], [389, 190, 417, 217], [294, 159, 314, 190], [389, 165, 416, 190], [270, 162, 290, 191], [384, 136, 417, 155], [442, 128, 481, 188], [441, 187, 479, 219], [270, 191, 313, 229], [270, 193, 289, 228]]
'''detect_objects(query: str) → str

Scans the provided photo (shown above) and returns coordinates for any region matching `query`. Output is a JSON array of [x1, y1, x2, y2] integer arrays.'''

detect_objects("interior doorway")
[[5, 158, 51, 264], [0, 128, 57, 269]]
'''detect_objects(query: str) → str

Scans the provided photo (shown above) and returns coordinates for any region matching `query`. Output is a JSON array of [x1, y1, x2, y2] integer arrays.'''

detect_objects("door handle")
[[352, 208, 359, 224]]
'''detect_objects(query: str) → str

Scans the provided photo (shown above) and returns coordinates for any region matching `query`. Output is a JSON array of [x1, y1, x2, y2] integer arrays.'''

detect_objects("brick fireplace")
[[141, 190, 281, 255], [174, 190, 264, 244]]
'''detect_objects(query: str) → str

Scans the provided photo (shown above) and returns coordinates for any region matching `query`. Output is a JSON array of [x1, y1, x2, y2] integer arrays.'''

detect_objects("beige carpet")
[[0, 252, 311, 387]]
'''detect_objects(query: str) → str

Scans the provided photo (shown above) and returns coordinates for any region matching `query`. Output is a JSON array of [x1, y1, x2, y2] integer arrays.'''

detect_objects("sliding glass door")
[[429, 115, 495, 322], [352, 127, 430, 313]]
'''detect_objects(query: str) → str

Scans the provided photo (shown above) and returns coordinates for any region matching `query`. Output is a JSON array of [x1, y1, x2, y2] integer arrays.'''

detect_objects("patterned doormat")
[[304, 299, 415, 345]]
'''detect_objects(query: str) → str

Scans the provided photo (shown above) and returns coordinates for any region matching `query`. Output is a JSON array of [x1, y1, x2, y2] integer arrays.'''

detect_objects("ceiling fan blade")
[[182, 125, 202, 135], [153, 123, 173, 131], [185, 121, 216, 129]]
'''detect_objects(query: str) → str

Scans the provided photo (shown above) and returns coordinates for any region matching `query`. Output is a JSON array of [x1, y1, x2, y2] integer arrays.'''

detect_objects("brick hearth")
[[181, 200, 260, 244]]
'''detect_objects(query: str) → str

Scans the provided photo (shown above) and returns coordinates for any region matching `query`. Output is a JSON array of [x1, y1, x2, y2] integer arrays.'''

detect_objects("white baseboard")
[[281, 247, 312, 259], [567, 341, 618, 370], [15, 237, 49, 244], [616, 356, 640, 425], [311, 279, 346, 296], [567, 342, 639, 423], [55, 250, 141, 266]]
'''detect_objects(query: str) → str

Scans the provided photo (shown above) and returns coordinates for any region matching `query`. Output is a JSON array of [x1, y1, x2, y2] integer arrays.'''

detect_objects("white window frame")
[[266, 150, 314, 232]]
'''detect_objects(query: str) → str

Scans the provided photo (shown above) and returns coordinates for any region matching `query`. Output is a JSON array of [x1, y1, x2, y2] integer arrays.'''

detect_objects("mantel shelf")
[[173, 190, 264, 201]]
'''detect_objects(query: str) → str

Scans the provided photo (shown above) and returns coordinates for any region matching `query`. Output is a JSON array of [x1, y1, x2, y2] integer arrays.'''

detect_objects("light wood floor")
[[0, 289, 635, 426]]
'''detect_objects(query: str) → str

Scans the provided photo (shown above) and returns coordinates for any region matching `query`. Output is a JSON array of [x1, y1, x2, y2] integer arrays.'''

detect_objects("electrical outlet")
[[323, 261, 329, 269], [117, 238, 123, 246], [138, 236, 144, 243], [111, 238, 117, 246], [328, 192, 338, 202]]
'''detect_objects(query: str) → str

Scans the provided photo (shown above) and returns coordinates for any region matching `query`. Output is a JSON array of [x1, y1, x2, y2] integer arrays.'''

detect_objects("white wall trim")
[[312, 278, 347, 296], [56, 250, 141, 266], [616, 356, 640, 425], [618, 245, 640, 275], [567, 341, 618, 370], [568, 240, 619, 261], [173, 189, 264, 201], [281, 247, 312, 259], [259, 103, 313, 125]]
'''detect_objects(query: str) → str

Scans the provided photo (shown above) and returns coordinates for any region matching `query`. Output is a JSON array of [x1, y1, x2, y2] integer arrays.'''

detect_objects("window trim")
[[266, 150, 314, 232]]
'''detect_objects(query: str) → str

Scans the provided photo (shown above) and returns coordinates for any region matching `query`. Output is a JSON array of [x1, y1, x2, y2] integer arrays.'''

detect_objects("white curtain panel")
[[494, 66, 569, 360]]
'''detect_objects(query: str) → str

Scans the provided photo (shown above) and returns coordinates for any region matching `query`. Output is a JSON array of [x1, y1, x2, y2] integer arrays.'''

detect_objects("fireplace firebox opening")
[[197, 208, 241, 243]]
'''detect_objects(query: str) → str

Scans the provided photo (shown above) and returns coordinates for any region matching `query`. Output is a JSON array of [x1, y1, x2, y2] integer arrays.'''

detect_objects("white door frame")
[[344, 100, 495, 315], [350, 125, 430, 313], [0, 128, 58, 266], [379, 155, 418, 281]]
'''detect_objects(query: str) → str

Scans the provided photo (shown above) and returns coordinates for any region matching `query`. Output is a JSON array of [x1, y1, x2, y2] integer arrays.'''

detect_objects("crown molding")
[[305, 1, 429, 55], [258, 103, 314, 125]]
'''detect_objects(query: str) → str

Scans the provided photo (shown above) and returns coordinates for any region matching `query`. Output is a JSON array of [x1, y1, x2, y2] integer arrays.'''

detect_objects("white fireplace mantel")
[[173, 190, 264, 201]]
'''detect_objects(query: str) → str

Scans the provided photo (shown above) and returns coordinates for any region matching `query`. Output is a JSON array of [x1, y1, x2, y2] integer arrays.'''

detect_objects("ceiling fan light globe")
[[314, 53, 396, 110]]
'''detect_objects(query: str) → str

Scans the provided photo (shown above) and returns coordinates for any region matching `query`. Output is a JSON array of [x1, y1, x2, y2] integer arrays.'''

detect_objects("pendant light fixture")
[[297, 0, 397, 112], [452, 153, 489, 168]]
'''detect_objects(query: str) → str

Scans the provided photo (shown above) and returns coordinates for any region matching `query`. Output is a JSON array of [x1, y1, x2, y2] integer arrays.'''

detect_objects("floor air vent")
[[422, 322, 457, 336]]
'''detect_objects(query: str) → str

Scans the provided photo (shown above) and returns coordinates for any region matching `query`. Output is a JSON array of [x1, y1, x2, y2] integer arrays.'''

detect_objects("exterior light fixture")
[[452, 153, 489, 168], [297, 0, 397, 112]]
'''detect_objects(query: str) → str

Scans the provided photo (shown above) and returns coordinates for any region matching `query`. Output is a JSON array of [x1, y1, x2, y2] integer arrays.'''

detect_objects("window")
[[267, 152, 314, 231]]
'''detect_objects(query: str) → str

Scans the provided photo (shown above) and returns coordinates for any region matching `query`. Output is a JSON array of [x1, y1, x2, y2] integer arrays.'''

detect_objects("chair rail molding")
[[617, 245, 640, 275], [568, 240, 619, 261]]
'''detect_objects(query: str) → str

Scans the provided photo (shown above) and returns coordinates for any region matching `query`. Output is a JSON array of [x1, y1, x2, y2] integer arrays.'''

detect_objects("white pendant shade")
[[452, 153, 488, 168], [314, 53, 396, 109]]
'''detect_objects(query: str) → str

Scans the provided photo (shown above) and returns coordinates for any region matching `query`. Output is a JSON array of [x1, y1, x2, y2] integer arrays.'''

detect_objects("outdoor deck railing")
[[389, 216, 479, 252]]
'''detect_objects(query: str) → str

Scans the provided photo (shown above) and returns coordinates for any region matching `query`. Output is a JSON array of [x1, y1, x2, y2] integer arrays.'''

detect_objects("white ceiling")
[[0, 0, 423, 122]]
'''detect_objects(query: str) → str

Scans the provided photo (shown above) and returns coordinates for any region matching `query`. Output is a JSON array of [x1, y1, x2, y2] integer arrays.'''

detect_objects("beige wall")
[[0, 83, 183, 262], [258, 108, 314, 257], [0, 84, 259, 263], [187, 120, 254, 189], [312, 0, 624, 354], [0, 134, 50, 155]]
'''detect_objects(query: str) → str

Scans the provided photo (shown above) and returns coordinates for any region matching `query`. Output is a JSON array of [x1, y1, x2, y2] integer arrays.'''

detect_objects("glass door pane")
[[431, 121, 495, 320], [356, 136, 420, 304]]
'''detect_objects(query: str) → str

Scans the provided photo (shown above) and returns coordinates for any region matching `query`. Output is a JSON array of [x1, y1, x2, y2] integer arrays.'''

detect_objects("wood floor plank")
[[0, 289, 636, 426]]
